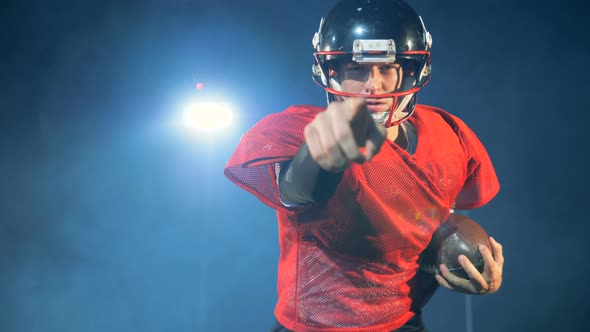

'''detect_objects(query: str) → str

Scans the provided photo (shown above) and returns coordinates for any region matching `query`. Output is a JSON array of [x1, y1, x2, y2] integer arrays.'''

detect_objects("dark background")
[[1, 0, 587, 331]]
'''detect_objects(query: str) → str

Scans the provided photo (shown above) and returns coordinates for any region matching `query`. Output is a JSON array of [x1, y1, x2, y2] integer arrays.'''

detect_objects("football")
[[419, 213, 491, 279]]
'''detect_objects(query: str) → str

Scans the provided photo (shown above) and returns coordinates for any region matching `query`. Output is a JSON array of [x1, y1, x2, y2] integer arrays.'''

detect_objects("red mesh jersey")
[[224, 104, 500, 332]]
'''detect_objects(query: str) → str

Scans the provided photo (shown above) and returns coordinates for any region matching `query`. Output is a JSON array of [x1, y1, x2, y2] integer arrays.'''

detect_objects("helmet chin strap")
[[383, 93, 415, 127], [371, 111, 391, 124]]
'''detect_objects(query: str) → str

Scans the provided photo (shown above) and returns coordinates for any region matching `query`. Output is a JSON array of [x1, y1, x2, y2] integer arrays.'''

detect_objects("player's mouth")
[[365, 99, 390, 112]]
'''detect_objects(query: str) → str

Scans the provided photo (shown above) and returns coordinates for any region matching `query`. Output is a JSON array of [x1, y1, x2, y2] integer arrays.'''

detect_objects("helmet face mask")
[[312, 0, 432, 127]]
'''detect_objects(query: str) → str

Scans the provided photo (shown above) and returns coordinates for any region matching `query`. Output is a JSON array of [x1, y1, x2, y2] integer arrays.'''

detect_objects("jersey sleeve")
[[453, 120, 500, 210], [223, 106, 318, 210]]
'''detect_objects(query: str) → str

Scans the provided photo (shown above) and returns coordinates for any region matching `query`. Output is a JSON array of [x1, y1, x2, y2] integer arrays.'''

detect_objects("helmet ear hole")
[[419, 60, 432, 83]]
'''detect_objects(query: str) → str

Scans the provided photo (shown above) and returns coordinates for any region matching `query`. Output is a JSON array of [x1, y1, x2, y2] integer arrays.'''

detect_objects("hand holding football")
[[419, 213, 491, 279]]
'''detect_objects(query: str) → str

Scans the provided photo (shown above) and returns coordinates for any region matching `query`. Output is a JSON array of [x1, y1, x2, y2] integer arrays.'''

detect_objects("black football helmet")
[[312, 0, 432, 127]]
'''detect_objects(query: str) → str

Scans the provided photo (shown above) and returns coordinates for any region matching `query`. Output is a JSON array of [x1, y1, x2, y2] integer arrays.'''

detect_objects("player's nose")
[[364, 67, 383, 94]]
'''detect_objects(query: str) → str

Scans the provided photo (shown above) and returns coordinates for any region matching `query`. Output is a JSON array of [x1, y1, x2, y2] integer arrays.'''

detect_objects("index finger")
[[458, 255, 488, 290], [344, 97, 385, 160], [363, 118, 386, 160], [342, 97, 368, 121]]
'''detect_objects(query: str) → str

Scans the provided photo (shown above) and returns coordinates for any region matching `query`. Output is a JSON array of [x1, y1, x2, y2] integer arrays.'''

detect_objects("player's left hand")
[[435, 236, 504, 295]]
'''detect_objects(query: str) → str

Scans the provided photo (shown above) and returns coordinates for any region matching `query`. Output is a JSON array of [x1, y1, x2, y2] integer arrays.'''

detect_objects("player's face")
[[332, 62, 403, 113]]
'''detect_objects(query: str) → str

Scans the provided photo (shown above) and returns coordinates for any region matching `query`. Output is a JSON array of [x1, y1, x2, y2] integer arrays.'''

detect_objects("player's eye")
[[380, 65, 398, 72], [346, 65, 363, 72]]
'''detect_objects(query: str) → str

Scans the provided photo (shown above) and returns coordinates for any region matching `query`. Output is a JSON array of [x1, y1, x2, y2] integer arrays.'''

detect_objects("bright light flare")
[[182, 101, 234, 132]]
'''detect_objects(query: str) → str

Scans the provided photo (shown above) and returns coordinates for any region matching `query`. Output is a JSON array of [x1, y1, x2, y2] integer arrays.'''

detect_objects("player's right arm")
[[278, 98, 386, 206]]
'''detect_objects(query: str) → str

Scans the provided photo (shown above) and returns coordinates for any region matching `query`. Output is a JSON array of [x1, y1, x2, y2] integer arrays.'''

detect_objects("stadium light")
[[181, 100, 235, 132]]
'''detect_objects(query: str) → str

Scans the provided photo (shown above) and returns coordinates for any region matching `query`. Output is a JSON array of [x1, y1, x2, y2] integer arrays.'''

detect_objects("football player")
[[224, 0, 504, 331]]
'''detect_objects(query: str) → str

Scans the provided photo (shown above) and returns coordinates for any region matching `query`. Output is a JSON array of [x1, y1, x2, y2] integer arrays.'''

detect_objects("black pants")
[[270, 312, 427, 332]]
